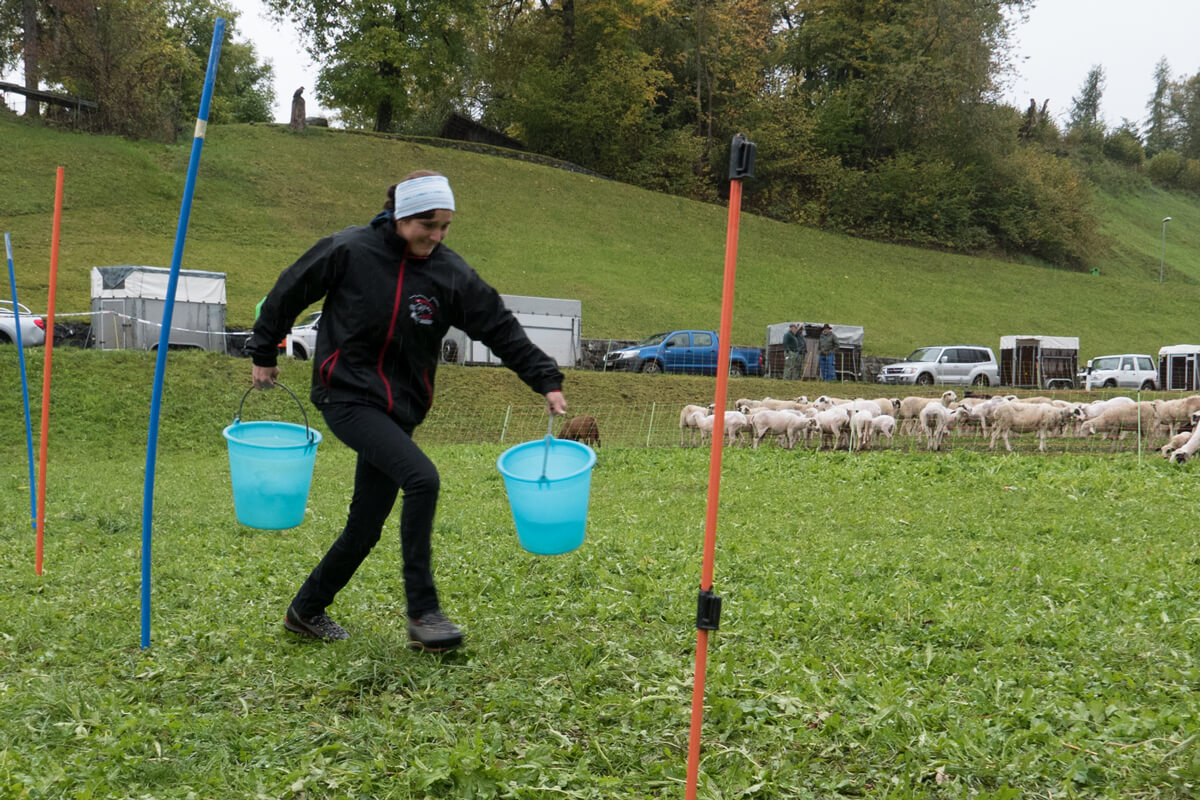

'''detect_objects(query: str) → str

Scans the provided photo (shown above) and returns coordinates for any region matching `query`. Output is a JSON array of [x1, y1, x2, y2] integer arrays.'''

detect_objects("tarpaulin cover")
[[90, 265, 226, 304]]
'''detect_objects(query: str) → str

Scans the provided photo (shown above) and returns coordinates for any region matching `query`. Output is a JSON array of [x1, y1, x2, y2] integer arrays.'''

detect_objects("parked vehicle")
[[603, 330, 765, 376], [876, 345, 1000, 387], [286, 310, 321, 360], [1081, 353, 1158, 391], [0, 300, 46, 347]]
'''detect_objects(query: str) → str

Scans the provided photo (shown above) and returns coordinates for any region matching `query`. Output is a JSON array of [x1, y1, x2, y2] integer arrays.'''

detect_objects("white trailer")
[[90, 265, 227, 353], [441, 294, 581, 368], [1157, 344, 1200, 391]]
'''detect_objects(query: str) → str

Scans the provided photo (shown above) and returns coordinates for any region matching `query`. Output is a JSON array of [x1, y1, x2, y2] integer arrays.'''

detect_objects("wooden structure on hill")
[[0, 81, 97, 125]]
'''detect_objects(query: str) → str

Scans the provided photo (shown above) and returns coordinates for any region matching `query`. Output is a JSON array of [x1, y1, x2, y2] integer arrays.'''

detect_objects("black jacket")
[[247, 214, 564, 426]]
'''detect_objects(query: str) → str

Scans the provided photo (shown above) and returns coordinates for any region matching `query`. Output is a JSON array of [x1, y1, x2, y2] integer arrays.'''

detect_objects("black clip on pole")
[[696, 588, 723, 631], [729, 133, 756, 180]]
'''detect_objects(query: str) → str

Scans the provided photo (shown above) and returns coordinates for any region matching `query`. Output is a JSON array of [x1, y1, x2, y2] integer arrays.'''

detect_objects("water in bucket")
[[224, 420, 321, 530], [497, 437, 596, 555]]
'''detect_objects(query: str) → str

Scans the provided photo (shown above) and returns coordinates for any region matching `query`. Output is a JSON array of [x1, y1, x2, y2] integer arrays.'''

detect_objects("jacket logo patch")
[[409, 295, 437, 326]]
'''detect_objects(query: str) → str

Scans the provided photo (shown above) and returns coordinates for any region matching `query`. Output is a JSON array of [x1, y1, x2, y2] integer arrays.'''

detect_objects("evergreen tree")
[[1144, 56, 1174, 156], [1068, 64, 1106, 131]]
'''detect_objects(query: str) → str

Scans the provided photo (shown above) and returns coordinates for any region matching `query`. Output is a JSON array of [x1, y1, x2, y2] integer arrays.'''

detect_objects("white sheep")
[[1152, 396, 1200, 437], [1169, 412, 1200, 463], [814, 406, 852, 449], [870, 414, 897, 448], [679, 404, 709, 447], [962, 396, 1009, 439], [812, 395, 851, 411], [1078, 402, 1160, 449], [990, 403, 1077, 452], [1160, 431, 1192, 460], [696, 410, 749, 447], [750, 409, 818, 450], [919, 403, 968, 451], [897, 391, 956, 436], [850, 410, 875, 451]]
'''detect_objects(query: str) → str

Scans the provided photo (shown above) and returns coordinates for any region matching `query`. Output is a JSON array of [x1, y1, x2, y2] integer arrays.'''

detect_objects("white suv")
[[286, 310, 321, 360], [877, 345, 1001, 387], [1082, 354, 1158, 391]]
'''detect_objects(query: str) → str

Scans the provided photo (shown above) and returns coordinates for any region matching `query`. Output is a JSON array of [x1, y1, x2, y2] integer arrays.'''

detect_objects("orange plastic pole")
[[685, 175, 744, 800], [35, 167, 63, 575]]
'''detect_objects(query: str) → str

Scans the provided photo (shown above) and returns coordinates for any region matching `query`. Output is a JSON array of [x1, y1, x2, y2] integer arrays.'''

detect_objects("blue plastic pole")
[[4, 233, 37, 534], [141, 19, 226, 649]]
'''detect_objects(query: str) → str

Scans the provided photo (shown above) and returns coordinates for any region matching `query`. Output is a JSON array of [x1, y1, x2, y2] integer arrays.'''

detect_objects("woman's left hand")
[[546, 390, 567, 416]]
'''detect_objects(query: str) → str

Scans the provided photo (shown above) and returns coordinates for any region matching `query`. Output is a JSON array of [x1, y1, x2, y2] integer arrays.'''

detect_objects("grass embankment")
[[2, 114, 1200, 359], [1, 349, 1198, 797]]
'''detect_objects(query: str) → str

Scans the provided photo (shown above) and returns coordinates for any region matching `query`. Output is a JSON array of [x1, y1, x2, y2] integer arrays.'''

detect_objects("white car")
[[0, 300, 47, 347], [877, 345, 1001, 387], [286, 310, 321, 360], [1082, 354, 1158, 391]]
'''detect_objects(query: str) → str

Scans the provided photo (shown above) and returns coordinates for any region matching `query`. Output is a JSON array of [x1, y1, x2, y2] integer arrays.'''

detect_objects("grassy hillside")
[[2, 114, 1199, 360]]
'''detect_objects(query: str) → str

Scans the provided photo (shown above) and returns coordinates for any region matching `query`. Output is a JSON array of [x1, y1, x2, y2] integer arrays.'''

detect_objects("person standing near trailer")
[[246, 171, 568, 651], [818, 324, 839, 381], [782, 323, 805, 380]]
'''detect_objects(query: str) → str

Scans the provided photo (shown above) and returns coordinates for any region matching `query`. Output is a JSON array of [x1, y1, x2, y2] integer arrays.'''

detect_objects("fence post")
[[646, 402, 657, 448], [501, 405, 512, 444]]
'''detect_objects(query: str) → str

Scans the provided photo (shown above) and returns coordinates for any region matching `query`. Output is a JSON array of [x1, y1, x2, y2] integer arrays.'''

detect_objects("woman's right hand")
[[252, 365, 279, 389]]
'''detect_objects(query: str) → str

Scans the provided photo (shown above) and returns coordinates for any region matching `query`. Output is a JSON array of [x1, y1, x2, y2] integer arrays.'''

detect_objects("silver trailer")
[[90, 265, 227, 353], [441, 294, 582, 368]]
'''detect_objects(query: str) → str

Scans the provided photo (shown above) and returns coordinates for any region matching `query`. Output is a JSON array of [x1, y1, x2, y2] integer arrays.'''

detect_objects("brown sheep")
[[559, 414, 601, 447]]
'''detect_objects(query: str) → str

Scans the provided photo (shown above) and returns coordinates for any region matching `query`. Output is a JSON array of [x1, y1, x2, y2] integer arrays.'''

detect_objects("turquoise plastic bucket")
[[497, 436, 596, 555], [223, 385, 321, 530]]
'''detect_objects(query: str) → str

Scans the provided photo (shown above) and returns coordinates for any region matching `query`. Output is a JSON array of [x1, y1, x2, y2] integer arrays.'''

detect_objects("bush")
[[976, 146, 1099, 268], [1180, 159, 1200, 194], [825, 154, 980, 249], [1103, 129, 1145, 168], [1147, 150, 1184, 187]]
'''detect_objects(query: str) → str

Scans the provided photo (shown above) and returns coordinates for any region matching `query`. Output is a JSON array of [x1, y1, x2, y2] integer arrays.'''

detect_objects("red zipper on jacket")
[[377, 255, 407, 412]]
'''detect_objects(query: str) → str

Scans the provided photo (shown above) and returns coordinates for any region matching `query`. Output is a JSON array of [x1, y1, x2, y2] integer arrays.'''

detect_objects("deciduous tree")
[[262, 0, 480, 132]]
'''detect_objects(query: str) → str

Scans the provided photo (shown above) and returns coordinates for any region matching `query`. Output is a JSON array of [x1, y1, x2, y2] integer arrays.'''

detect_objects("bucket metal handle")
[[234, 382, 316, 443]]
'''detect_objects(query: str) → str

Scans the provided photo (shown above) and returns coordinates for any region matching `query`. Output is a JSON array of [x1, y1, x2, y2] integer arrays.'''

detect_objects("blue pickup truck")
[[603, 330, 765, 376]]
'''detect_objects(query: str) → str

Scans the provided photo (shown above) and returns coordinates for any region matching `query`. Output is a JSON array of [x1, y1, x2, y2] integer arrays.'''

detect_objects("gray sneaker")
[[285, 605, 350, 641], [407, 609, 464, 652]]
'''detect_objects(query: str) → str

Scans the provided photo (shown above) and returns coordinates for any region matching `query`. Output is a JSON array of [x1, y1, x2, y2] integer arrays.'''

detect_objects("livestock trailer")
[[764, 321, 864, 381], [999, 335, 1079, 390], [441, 294, 582, 368], [1157, 344, 1200, 391], [89, 265, 227, 353]]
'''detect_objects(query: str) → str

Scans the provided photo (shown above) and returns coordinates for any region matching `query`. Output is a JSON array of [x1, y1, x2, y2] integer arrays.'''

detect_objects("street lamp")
[[1159, 217, 1172, 282]]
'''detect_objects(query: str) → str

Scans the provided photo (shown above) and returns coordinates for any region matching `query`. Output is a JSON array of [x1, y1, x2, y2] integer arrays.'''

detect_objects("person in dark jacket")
[[818, 324, 839, 381], [782, 323, 806, 380], [247, 171, 567, 650]]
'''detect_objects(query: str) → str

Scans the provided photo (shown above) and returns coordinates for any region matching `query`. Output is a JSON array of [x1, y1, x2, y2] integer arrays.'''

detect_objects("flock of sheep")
[[679, 392, 1200, 462]]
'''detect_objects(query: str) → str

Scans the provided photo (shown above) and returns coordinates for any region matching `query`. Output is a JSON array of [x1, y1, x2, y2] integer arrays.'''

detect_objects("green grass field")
[[2, 114, 1200, 359], [1, 349, 1198, 798]]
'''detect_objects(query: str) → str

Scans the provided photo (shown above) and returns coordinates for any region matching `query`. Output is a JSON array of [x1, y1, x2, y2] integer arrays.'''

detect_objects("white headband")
[[393, 175, 455, 219]]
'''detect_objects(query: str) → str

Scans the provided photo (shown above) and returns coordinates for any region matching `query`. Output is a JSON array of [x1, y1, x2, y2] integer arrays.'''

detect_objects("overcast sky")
[[1002, 0, 1200, 129]]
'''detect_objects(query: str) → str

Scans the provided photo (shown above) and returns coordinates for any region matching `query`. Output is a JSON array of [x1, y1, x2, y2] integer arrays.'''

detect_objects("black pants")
[[290, 403, 440, 619]]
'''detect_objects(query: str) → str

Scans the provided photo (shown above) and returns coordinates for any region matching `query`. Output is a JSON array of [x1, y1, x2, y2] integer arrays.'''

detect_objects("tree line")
[[1, 0, 273, 139], [4, 0, 1199, 269]]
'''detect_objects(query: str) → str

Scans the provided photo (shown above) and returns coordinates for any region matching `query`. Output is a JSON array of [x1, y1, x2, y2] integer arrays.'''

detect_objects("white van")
[[1082, 354, 1158, 391]]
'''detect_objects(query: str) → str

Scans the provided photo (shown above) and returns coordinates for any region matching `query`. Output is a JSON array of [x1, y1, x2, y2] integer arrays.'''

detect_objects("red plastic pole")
[[36, 167, 63, 575], [685, 172, 745, 800]]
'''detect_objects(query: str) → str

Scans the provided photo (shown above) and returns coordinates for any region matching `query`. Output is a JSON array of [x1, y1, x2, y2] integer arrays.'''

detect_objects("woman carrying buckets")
[[247, 171, 567, 650]]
